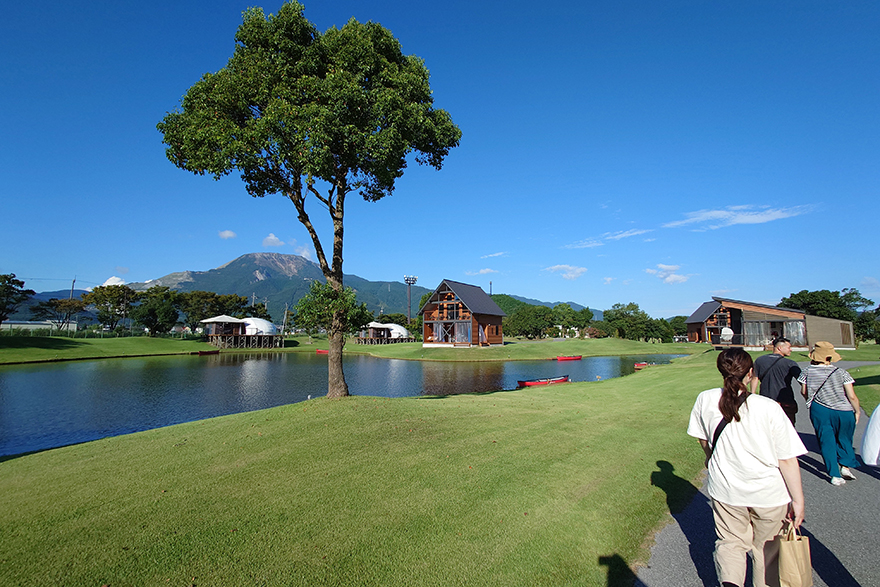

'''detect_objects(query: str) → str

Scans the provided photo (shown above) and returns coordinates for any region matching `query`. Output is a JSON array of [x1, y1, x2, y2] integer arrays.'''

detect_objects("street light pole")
[[404, 275, 418, 324]]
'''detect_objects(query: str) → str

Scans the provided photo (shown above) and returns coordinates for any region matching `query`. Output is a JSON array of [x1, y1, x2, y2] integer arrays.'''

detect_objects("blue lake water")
[[0, 352, 683, 457]]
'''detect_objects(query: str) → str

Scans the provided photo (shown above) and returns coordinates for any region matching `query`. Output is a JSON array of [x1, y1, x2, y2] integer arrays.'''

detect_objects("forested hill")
[[491, 294, 602, 321]]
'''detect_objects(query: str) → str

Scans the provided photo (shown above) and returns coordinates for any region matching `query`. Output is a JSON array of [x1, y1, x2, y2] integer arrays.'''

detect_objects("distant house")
[[685, 297, 855, 350], [419, 280, 505, 347]]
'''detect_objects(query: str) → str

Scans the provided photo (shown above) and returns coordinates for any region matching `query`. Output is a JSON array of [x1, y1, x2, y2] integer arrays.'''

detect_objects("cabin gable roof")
[[418, 279, 506, 317]]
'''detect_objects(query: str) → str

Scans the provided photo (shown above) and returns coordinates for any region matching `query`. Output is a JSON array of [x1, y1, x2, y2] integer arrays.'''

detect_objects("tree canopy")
[[132, 286, 179, 336], [291, 281, 373, 337], [30, 298, 87, 331], [158, 2, 460, 397], [779, 288, 873, 322], [0, 274, 35, 323], [82, 284, 138, 330]]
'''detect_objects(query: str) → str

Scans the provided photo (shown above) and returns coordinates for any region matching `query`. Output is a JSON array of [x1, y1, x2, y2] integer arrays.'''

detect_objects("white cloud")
[[219, 230, 237, 239], [663, 205, 812, 230], [102, 276, 126, 286], [646, 264, 689, 284], [544, 265, 587, 280], [564, 239, 603, 249], [603, 277, 614, 285], [481, 252, 506, 259], [293, 244, 313, 261], [603, 228, 653, 240], [115, 266, 130, 275], [263, 233, 285, 247], [466, 268, 499, 276]]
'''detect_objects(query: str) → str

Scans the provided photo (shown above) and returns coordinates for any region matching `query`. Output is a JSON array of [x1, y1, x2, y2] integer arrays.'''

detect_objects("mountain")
[[499, 294, 603, 321], [131, 252, 432, 320], [7, 289, 94, 322]]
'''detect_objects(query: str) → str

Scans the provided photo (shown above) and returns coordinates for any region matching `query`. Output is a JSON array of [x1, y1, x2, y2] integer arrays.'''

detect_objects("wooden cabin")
[[419, 280, 505, 347], [685, 297, 854, 350]]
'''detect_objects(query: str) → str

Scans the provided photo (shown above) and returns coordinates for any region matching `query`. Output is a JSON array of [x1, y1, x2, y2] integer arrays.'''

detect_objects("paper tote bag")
[[778, 525, 812, 587]]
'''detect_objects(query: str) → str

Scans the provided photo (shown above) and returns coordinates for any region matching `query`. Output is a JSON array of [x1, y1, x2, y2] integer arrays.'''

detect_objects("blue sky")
[[2, 1, 878, 318]]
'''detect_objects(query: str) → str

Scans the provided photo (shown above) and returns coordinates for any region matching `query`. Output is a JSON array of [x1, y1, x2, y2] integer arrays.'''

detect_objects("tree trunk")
[[325, 273, 350, 398]]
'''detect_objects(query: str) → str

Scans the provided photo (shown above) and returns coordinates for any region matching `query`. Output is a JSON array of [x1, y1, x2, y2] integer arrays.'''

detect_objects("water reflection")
[[0, 352, 682, 456]]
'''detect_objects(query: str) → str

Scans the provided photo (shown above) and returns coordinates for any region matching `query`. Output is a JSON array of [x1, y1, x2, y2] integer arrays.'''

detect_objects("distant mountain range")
[[9, 252, 600, 323]]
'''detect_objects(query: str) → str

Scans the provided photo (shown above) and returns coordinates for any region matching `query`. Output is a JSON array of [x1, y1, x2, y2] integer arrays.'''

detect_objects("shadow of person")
[[598, 553, 649, 587], [800, 527, 862, 587], [650, 460, 718, 587]]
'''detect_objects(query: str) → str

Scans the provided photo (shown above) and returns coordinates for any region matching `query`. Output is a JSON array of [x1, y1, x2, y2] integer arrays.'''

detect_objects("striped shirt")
[[797, 364, 855, 411]]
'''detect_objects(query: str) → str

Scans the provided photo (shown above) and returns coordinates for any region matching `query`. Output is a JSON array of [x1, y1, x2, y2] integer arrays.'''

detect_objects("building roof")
[[418, 279, 506, 317], [200, 315, 247, 324], [712, 297, 805, 315], [685, 301, 721, 324]]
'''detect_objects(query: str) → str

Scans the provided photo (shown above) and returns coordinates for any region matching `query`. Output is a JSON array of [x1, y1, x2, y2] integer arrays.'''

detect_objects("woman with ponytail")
[[688, 349, 806, 587]]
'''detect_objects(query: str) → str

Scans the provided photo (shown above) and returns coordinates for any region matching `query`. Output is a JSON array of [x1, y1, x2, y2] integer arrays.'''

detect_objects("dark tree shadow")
[[0, 336, 81, 351], [650, 460, 718, 587], [599, 554, 649, 587], [801, 527, 862, 587]]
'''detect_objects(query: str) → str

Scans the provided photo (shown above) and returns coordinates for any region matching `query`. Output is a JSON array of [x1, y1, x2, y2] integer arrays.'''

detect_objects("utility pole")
[[69, 277, 76, 299], [404, 275, 418, 324]]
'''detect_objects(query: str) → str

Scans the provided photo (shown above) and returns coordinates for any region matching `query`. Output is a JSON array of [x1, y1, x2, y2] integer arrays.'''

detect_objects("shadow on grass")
[[852, 373, 880, 386], [0, 336, 81, 351], [649, 460, 718, 587]]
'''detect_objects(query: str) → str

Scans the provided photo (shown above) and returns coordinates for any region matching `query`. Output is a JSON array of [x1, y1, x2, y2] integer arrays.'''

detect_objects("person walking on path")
[[798, 341, 861, 486], [688, 348, 806, 587], [750, 337, 801, 425]]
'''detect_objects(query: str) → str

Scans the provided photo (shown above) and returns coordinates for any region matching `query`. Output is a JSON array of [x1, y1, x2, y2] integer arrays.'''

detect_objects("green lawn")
[[0, 351, 719, 587], [850, 364, 880, 416], [0, 336, 216, 364]]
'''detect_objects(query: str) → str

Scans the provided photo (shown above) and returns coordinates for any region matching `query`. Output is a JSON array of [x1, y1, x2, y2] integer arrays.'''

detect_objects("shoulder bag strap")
[[708, 417, 730, 460]]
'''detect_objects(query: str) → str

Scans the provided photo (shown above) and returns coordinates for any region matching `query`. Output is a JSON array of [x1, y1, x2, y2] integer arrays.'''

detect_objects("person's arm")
[[698, 439, 711, 467], [778, 457, 805, 528], [800, 382, 808, 400], [844, 382, 860, 425]]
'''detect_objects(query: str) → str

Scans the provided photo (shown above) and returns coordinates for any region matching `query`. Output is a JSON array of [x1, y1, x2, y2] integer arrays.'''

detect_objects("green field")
[[850, 364, 880, 416], [0, 350, 718, 587], [0, 335, 216, 364]]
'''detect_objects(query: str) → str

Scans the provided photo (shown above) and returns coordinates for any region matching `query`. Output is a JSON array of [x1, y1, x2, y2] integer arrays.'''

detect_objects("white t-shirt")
[[688, 388, 806, 507]]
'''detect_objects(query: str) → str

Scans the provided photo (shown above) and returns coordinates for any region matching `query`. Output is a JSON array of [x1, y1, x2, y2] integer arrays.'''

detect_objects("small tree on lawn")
[[132, 286, 179, 336], [158, 2, 460, 397], [291, 281, 373, 346]]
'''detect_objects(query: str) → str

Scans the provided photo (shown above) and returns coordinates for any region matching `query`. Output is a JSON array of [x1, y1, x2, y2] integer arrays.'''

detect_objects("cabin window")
[[445, 303, 458, 320]]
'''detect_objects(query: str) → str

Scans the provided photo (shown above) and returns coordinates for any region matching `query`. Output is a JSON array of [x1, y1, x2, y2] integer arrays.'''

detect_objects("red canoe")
[[316, 349, 329, 355], [556, 355, 582, 361], [517, 375, 570, 388], [634, 362, 648, 370]]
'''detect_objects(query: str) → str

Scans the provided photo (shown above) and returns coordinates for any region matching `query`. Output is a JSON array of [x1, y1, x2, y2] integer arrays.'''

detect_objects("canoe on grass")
[[517, 375, 570, 388], [634, 362, 649, 370], [316, 349, 329, 355]]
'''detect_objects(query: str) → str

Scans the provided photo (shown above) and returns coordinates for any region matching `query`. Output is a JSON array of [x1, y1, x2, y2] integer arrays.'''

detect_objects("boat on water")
[[517, 375, 570, 388], [556, 355, 582, 361], [316, 349, 329, 355], [634, 362, 649, 370], [192, 349, 220, 356]]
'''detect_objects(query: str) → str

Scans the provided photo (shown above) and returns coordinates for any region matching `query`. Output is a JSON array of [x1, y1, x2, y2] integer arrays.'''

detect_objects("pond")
[[0, 352, 683, 457]]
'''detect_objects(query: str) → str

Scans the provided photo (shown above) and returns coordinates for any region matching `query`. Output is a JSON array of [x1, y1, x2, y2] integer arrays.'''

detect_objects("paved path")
[[636, 361, 880, 587]]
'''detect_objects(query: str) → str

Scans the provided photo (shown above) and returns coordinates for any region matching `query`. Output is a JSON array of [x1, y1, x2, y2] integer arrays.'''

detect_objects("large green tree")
[[779, 288, 873, 322], [82, 284, 138, 330], [0, 274, 35, 323], [158, 2, 460, 397], [504, 305, 554, 339], [131, 286, 179, 336], [603, 302, 652, 341]]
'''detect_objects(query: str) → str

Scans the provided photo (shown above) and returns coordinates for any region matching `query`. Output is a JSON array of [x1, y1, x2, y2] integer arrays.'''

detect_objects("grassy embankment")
[[1, 350, 718, 587], [850, 364, 880, 416], [0, 336, 215, 364]]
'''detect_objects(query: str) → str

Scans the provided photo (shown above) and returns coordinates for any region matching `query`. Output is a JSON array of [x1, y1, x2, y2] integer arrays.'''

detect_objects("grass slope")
[[0, 352, 719, 587], [850, 364, 880, 416]]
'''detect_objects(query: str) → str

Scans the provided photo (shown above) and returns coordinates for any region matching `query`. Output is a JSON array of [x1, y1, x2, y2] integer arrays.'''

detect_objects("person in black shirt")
[[750, 337, 802, 425]]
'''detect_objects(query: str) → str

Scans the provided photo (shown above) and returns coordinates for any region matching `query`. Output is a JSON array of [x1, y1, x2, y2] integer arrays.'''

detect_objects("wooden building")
[[419, 280, 505, 347], [685, 297, 855, 350], [200, 315, 284, 349]]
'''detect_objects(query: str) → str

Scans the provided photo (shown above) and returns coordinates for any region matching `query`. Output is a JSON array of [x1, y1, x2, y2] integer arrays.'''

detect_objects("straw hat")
[[809, 341, 841, 363]]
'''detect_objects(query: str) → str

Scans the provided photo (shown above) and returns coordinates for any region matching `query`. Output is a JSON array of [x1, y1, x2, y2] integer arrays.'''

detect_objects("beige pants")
[[712, 500, 789, 587]]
